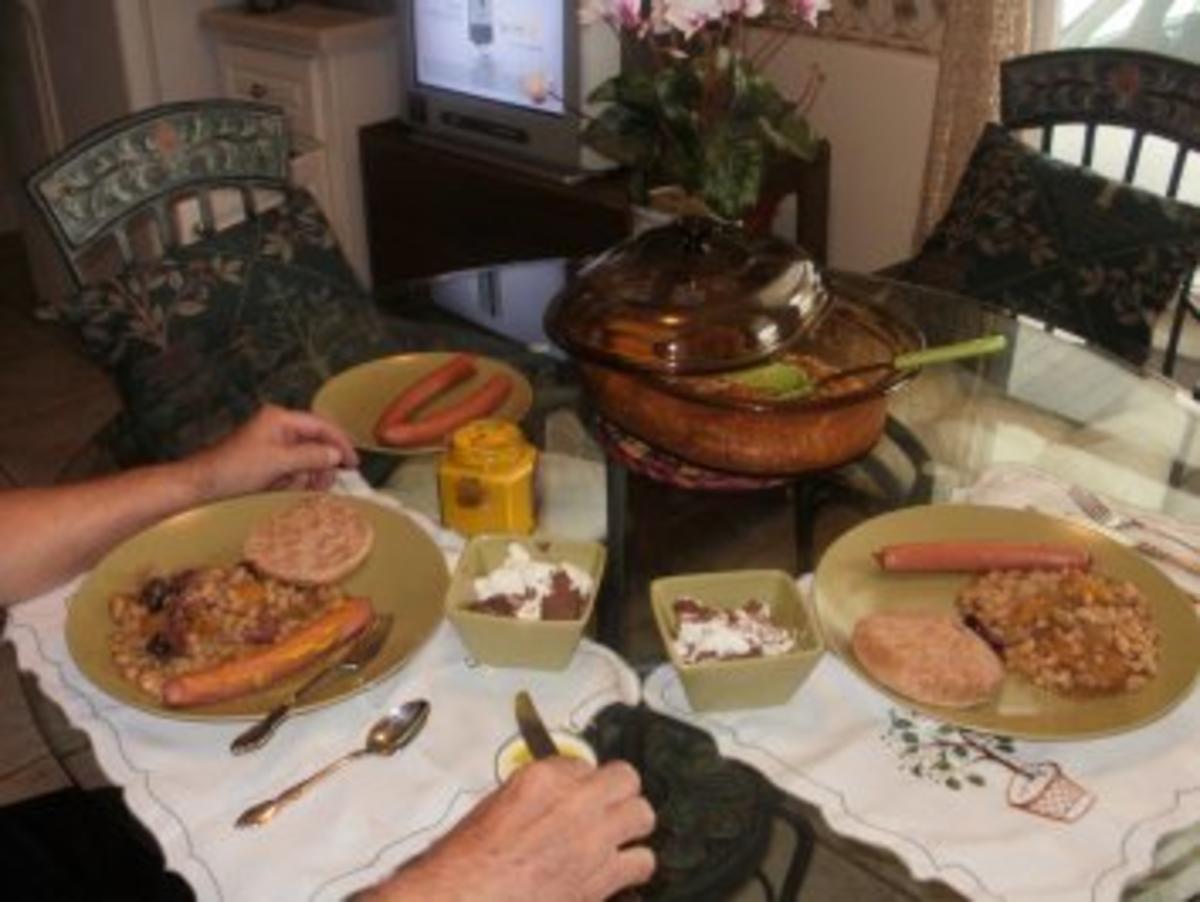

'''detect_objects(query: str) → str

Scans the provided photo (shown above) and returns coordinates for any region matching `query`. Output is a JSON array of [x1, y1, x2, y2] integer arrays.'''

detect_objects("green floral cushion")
[[45, 188, 393, 463], [906, 123, 1200, 364]]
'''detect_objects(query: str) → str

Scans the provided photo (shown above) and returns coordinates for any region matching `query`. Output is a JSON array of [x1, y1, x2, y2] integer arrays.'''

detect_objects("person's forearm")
[[0, 458, 210, 604]]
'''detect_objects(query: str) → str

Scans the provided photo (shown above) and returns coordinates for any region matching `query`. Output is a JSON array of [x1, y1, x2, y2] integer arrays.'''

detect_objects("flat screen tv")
[[399, 1, 620, 177]]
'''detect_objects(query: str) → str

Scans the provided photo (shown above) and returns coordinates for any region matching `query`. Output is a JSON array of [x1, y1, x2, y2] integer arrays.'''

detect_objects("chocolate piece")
[[540, 571, 585, 620], [468, 595, 518, 617]]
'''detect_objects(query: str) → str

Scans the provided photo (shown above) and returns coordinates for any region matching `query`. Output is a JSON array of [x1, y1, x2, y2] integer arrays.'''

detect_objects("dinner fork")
[[1067, 485, 1200, 557]]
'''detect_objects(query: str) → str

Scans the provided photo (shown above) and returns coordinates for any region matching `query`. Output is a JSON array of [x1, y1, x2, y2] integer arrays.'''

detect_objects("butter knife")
[[514, 690, 559, 760], [230, 614, 394, 755]]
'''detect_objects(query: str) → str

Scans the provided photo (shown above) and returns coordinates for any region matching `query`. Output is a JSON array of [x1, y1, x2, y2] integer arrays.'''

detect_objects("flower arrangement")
[[576, 0, 831, 224]]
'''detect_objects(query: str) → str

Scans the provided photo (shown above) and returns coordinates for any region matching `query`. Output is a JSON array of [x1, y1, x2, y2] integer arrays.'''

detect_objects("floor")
[[0, 227, 1194, 900]]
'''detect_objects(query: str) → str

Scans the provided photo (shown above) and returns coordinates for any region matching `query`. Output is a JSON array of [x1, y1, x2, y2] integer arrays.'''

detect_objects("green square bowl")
[[446, 534, 606, 670], [651, 570, 824, 712]]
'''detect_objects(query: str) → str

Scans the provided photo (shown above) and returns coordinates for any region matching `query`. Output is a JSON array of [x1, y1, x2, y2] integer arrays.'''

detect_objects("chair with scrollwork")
[[26, 99, 293, 288], [23, 99, 399, 467], [899, 48, 1200, 383]]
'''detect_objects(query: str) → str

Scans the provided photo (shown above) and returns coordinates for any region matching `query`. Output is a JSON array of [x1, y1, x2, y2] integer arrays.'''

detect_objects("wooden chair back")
[[999, 48, 1200, 378], [26, 100, 290, 287]]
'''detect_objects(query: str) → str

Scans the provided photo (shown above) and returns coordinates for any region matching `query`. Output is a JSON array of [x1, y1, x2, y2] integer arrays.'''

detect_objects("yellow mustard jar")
[[438, 419, 537, 536]]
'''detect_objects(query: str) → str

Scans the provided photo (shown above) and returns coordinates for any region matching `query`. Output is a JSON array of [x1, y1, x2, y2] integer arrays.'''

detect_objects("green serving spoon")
[[729, 334, 1009, 399]]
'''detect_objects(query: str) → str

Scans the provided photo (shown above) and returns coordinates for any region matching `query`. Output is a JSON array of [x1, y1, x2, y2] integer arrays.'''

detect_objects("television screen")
[[414, 0, 566, 116]]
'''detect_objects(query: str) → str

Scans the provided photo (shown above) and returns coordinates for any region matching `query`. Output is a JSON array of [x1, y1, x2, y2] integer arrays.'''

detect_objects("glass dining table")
[[19, 258, 1198, 902], [373, 258, 1200, 900]]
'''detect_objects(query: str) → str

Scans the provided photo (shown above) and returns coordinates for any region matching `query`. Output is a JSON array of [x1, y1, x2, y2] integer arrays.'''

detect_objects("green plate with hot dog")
[[312, 352, 533, 456], [814, 504, 1200, 740], [66, 492, 449, 720]]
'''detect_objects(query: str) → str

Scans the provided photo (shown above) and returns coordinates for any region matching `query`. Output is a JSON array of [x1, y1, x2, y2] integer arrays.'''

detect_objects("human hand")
[[185, 405, 359, 501], [366, 758, 655, 902]]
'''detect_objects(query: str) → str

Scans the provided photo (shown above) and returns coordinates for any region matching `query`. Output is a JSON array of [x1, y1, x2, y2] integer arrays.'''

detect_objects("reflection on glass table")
[[377, 258, 1200, 669]]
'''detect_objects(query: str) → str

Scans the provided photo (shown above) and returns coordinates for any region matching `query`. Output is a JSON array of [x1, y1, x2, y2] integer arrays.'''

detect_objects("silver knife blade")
[[514, 690, 559, 760], [230, 614, 394, 755]]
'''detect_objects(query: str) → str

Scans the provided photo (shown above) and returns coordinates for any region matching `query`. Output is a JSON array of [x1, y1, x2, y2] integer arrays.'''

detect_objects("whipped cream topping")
[[472, 543, 594, 621], [672, 597, 796, 664]]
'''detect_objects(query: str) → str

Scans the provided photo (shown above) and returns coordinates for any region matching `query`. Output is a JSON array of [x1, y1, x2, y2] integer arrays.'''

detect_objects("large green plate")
[[814, 504, 1200, 740], [312, 352, 533, 456], [66, 492, 449, 720]]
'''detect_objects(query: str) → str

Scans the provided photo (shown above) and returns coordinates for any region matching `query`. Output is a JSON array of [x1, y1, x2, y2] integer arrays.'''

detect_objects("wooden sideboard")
[[361, 119, 831, 288]]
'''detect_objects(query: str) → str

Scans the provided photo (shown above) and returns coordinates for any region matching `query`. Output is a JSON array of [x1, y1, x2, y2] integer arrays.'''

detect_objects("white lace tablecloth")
[[645, 464, 1200, 901], [7, 475, 639, 901]]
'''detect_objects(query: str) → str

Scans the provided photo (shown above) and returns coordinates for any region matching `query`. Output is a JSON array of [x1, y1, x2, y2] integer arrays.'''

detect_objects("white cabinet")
[[201, 4, 399, 286]]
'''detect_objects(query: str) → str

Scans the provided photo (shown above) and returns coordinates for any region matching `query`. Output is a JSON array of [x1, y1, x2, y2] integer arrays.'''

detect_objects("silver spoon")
[[235, 699, 430, 829]]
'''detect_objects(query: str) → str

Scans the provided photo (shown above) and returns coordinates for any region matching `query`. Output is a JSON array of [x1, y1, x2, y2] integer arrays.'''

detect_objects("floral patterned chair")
[[901, 48, 1200, 378], [24, 100, 395, 464]]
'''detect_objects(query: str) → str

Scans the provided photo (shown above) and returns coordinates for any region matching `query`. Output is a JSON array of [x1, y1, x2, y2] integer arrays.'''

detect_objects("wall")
[[114, 0, 240, 107], [36, 0, 131, 141], [758, 30, 940, 272]]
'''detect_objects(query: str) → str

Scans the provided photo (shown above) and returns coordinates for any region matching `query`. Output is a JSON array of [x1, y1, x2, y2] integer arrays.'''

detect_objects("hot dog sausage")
[[377, 374, 513, 447], [373, 354, 477, 439], [162, 596, 375, 707], [875, 542, 1091, 573]]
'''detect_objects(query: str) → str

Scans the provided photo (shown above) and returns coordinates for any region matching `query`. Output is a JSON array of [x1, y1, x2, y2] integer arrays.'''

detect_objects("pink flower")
[[786, 0, 831, 27], [662, 0, 724, 36], [579, 0, 647, 31], [721, 0, 766, 16]]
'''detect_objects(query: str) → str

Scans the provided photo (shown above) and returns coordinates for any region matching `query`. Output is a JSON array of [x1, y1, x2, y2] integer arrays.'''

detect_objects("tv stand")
[[361, 120, 629, 285], [360, 119, 830, 287], [398, 131, 616, 188]]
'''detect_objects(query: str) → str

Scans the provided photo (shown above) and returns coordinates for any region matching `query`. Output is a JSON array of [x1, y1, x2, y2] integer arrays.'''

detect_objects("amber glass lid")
[[544, 217, 828, 375]]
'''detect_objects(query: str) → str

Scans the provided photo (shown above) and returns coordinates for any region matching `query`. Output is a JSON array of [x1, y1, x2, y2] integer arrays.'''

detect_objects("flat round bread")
[[851, 610, 1005, 708], [244, 495, 374, 586]]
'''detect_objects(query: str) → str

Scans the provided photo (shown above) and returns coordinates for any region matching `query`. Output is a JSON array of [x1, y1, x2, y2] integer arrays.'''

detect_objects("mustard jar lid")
[[447, 419, 535, 472]]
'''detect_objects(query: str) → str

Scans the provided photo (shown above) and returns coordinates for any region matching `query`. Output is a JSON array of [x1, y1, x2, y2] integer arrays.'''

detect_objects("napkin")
[[644, 465, 1200, 902], [7, 478, 639, 901]]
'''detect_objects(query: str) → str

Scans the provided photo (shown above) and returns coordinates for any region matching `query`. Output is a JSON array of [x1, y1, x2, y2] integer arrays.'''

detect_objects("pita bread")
[[244, 496, 374, 585], [850, 610, 1005, 708]]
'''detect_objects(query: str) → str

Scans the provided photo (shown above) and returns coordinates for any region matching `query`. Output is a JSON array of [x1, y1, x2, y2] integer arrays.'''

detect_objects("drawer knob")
[[249, 82, 268, 100]]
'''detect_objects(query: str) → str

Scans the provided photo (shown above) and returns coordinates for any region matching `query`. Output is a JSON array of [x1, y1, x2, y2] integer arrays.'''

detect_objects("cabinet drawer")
[[220, 44, 322, 141]]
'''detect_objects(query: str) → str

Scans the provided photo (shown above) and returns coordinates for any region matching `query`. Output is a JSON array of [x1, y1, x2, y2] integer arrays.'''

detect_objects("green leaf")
[[700, 126, 764, 220], [758, 115, 819, 161], [654, 65, 702, 134], [946, 777, 962, 790], [589, 71, 656, 110], [967, 774, 986, 787], [587, 78, 620, 104], [734, 69, 792, 122], [582, 105, 658, 168]]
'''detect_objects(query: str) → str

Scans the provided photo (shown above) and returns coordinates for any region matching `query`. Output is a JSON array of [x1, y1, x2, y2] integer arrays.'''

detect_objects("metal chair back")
[[1000, 47, 1200, 377], [25, 100, 290, 288]]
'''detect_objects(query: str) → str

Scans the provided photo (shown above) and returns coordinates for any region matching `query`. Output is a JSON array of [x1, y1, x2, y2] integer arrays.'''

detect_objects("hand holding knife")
[[514, 690, 559, 760]]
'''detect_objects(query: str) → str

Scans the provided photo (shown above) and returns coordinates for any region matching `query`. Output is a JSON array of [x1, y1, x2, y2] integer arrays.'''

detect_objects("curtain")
[[913, 0, 1032, 246]]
